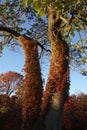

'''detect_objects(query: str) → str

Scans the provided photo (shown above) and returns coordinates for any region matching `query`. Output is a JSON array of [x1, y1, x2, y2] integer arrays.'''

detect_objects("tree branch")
[[0, 26, 20, 37], [60, 16, 69, 24], [0, 26, 51, 53], [78, 17, 87, 24], [38, 42, 51, 53]]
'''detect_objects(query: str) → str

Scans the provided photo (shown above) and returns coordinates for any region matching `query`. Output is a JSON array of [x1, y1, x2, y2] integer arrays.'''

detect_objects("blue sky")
[[0, 47, 87, 95]]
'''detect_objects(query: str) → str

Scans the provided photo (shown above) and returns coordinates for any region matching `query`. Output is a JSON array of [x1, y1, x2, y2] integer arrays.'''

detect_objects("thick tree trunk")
[[40, 7, 70, 130], [18, 36, 43, 130]]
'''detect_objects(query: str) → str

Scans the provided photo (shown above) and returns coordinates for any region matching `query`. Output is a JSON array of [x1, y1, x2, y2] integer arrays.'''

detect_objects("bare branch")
[[78, 17, 87, 24], [38, 42, 51, 53], [0, 26, 20, 38], [60, 16, 69, 24], [0, 26, 51, 53]]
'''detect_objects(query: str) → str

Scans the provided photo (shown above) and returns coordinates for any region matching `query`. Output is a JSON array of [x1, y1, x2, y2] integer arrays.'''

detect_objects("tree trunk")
[[18, 36, 43, 130], [40, 7, 70, 130]]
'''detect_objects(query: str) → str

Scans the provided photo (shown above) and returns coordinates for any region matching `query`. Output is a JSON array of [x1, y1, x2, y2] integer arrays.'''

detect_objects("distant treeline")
[[0, 93, 87, 130]]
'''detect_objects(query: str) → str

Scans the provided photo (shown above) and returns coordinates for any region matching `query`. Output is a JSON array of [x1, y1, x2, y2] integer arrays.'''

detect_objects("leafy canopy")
[[20, 0, 87, 74], [0, 0, 87, 75], [20, 0, 87, 38], [0, 0, 48, 52]]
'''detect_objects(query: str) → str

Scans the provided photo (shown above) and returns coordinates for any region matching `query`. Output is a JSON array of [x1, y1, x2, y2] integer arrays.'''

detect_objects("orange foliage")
[[0, 71, 24, 96], [40, 41, 70, 118], [63, 94, 87, 130], [18, 36, 43, 129], [0, 95, 22, 130]]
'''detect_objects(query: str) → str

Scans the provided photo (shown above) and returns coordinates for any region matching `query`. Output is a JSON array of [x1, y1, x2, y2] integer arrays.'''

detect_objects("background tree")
[[0, 71, 24, 96], [0, 94, 22, 130], [63, 93, 87, 130]]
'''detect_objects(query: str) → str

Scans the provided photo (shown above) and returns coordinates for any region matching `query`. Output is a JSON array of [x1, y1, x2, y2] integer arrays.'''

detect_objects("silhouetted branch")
[[0, 26, 51, 53], [0, 26, 20, 37]]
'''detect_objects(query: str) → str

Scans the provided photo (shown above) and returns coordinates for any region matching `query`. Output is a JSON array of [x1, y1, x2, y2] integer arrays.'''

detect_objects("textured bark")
[[18, 36, 43, 130], [40, 7, 70, 130]]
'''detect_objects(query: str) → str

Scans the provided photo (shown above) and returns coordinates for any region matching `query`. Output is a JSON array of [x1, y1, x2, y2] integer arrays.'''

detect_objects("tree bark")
[[18, 36, 43, 130], [40, 7, 70, 130]]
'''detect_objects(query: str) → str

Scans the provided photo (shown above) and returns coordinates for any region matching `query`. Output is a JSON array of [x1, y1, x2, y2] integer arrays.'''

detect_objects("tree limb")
[[0, 26, 20, 37], [0, 26, 51, 53], [78, 17, 87, 24], [60, 16, 69, 24]]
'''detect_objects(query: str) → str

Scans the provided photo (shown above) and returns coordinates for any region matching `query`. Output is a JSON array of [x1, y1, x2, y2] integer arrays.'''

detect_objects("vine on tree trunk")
[[18, 36, 43, 130], [40, 7, 70, 130]]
